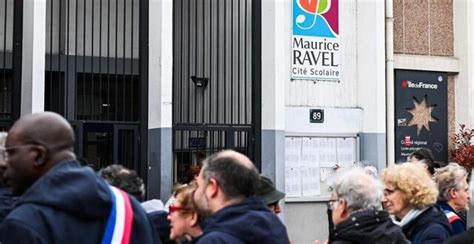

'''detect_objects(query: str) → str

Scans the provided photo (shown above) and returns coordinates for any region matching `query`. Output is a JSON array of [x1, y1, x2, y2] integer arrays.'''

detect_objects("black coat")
[[436, 201, 467, 235], [444, 227, 474, 244], [402, 206, 452, 244], [330, 209, 408, 244], [0, 160, 159, 244]]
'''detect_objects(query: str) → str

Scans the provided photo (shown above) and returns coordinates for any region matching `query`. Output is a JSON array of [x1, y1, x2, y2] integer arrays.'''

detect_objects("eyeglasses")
[[168, 204, 190, 214], [0, 144, 38, 162]]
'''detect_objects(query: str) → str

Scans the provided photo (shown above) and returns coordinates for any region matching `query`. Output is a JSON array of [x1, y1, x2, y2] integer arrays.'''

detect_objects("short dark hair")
[[98, 164, 145, 201], [202, 152, 259, 199], [411, 148, 439, 175]]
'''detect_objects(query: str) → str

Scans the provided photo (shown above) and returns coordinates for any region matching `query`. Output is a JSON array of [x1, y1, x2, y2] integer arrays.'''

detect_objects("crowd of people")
[[0, 111, 474, 244]]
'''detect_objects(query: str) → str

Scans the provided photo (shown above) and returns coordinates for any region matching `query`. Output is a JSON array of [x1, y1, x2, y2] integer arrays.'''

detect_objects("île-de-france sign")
[[292, 0, 340, 81]]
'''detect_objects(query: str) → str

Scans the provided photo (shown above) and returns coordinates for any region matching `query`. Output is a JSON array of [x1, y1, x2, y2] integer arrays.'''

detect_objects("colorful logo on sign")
[[293, 0, 339, 37]]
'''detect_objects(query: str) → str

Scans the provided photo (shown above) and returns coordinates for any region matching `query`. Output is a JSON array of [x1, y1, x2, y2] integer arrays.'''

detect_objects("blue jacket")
[[0, 186, 16, 223], [0, 160, 159, 244], [193, 197, 289, 244], [436, 201, 466, 235], [402, 206, 452, 244]]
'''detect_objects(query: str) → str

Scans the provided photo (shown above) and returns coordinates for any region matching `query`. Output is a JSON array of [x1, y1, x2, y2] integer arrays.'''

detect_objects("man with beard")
[[192, 150, 289, 244]]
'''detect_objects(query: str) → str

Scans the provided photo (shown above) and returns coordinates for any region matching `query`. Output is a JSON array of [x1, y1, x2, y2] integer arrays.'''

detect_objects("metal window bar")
[[44, 0, 146, 176], [172, 0, 259, 182], [45, 0, 140, 122], [0, 0, 14, 122]]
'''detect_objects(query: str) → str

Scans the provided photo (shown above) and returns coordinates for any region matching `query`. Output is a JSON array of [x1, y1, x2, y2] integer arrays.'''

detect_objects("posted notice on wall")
[[284, 136, 357, 198], [292, 0, 340, 81]]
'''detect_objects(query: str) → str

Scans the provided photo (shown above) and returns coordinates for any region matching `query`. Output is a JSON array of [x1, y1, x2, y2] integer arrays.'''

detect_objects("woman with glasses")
[[382, 163, 452, 244], [167, 182, 203, 243]]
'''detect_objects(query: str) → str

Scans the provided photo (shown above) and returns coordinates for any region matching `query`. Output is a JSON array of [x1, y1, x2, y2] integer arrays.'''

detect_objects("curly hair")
[[382, 163, 438, 209], [98, 164, 145, 201], [433, 163, 468, 202]]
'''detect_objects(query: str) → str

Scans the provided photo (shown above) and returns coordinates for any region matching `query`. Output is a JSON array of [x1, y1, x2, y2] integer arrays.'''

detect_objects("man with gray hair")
[[328, 167, 407, 244], [445, 172, 474, 243], [433, 162, 470, 235]]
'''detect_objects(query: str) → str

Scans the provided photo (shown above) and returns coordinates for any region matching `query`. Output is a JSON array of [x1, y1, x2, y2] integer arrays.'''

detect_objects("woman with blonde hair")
[[382, 163, 451, 243], [167, 182, 203, 243]]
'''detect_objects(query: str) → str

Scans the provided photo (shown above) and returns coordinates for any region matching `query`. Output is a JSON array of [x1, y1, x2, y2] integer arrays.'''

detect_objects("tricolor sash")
[[102, 186, 134, 244], [443, 209, 461, 223]]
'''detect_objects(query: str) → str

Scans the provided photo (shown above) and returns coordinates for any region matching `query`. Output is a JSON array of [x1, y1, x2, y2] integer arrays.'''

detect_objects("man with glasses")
[[192, 150, 289, 243], [0, 112, 159, 244], [324, 167, 407, 244]]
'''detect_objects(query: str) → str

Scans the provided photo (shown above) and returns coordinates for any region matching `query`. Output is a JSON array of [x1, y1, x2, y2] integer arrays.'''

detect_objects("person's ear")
[[449, 188, 458, 199], [206, 178, 219, 198], [33, 145, 48, 167], [339, 199, 349, 218], [190, 212, 199, 226]]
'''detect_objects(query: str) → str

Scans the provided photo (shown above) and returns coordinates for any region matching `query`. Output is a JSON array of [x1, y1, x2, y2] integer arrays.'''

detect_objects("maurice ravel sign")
[[292, 0, 340, 81], [394, 70, 448, 164]]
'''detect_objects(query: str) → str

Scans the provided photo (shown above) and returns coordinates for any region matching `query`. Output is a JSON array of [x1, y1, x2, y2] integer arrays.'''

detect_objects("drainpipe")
[[386, 0, 395, 166]]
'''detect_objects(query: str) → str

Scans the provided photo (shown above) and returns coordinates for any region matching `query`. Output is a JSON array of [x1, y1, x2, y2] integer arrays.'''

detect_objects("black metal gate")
[[0, 0, 22, 131], [172, 0, 261, 182], [44, 0, 148, 177]]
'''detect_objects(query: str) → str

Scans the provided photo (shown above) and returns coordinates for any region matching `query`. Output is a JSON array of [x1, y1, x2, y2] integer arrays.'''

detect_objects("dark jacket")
[[148, 210, 172, 243], [0, 160, 159, 244], [444, 227, 474, 244], [193, 197, 289, 244], [0, 186, 16, 223], [330, 209, 408, 244], [436, 201, 466, 235], [402, 206, 452, 244]]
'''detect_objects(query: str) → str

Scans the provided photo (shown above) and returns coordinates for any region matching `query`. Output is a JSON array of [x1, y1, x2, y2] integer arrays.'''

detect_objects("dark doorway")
[[73, 122, 139, 172]]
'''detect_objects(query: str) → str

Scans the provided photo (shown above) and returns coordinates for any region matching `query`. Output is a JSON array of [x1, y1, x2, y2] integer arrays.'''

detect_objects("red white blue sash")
[[102, 186, 134, 244], [443, 209, 461, 223]]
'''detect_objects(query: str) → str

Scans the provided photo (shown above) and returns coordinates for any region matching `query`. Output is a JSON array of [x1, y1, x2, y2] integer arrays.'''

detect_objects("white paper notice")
[[301, 137, 320, 167], [285, 167, 302, 197], [319, 138, 337, 167], [336, 138, 356, 167], [301, 166, 321, 196], [285, 137, 302, 168]]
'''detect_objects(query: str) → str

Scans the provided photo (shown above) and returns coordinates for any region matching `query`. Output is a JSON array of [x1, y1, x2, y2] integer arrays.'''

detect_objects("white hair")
[[433, 163, 468, 201], [333, 167, 383, 211]]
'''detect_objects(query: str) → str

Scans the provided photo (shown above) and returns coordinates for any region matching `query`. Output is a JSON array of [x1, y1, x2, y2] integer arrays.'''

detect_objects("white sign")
[[292, 0, 340, 81]]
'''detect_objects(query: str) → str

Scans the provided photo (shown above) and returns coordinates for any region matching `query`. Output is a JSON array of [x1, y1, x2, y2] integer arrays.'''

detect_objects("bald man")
[[0, 112, 159, 244], [192, 150, 289, 244]]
